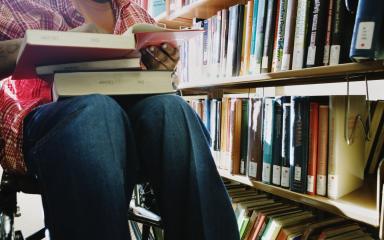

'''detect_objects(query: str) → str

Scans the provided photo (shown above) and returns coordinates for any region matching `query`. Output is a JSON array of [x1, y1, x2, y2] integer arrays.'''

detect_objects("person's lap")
[[22, 94, 239, 240]]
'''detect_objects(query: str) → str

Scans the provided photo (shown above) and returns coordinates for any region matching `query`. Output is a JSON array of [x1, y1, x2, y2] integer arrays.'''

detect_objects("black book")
[[281, 99, 291, 188], [289, 96, 310, 193], [234, 4, 246, 76], [214, 99, 222, 151], [271, 97, 284, 185], [261, 0, 279, 73], [305, 0, 328, 67], [240, 98, 250, 175]]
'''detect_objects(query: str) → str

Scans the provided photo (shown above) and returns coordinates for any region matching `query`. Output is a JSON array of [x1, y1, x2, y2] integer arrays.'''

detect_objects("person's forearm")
[[0, 39, 22, 79]]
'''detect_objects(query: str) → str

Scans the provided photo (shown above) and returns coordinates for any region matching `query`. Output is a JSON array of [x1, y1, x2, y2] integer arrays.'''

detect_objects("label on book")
[[262, 163, 271, 183], [262, 56, 269, 69], [316, 174, 326, 196], [307, 46, 316, 66], [240, 161, 245, 175], [281, 54, 291, 71], [327, 174, 337, 198], [356, 22, 375, 50], [249, 162, 257, 178], [281, 167, 290, 187], [329, 45, 340, 65], [323, 45, 330, 65], [294, 166, 301, 181], [272, 165, 281, 185], [307, 175, 315, 193], [292, 49, 304, 70]]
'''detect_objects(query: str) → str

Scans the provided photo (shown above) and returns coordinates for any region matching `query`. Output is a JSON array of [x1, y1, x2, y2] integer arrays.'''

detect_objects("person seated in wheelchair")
[[0, 0, 240, 239]]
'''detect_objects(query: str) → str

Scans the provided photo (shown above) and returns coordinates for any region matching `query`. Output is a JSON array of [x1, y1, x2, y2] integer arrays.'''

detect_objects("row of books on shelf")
[[178, 0, 384, 82], [224, 180, 376, 240], [186, 95, 384, 199]]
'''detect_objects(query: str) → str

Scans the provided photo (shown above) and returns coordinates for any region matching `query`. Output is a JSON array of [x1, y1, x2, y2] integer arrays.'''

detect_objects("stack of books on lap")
[[13, 23, 202, 98]]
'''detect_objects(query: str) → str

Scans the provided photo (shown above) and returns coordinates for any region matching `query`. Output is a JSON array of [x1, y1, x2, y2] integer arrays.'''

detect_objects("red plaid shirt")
[[0, 0, 155, 174]]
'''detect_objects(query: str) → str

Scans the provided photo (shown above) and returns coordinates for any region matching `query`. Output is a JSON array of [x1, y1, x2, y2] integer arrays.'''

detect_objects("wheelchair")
[[0, 171, 163, 240]]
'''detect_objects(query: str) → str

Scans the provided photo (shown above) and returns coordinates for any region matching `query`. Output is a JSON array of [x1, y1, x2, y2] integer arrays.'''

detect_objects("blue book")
[[249, 0, 260, 73], [349, 0, 384, 61], [289, 96, 310, 193]]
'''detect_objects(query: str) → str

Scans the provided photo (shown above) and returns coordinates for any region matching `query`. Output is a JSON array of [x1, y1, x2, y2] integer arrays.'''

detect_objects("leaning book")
[[14, 23, 202, 79], [52, 71, 175, 99]]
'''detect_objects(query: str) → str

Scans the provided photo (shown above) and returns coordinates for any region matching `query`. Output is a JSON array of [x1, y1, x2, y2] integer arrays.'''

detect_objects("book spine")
[[307, 102, 319, 195], [306, 0, 328, 67], [220, 98, 229, 170], [253, 0, 268, 74], [349, 0, 384, 61], [262, 98, 275, 184], [236, 4, 246, 76], [202, 19, 209, 75], [281, 0, 298, 71], [322, 0, 334, 65], [249, 0, 260, 74], [261, 0, 279, 73], [247, 98, 264, 180], [231, 99, 243, 174], [242, 0, 255, 75], [271, 0, 288, 72], [214, 11, 222, 77], [291, 0, 312, 70], [290, 96, 310, 193], [209, 99, 217, 151], [272, 97, 283, 185], [215, 100, 222, 152], [329, 0, 345, 65], [240, 99, 250, 175], [220, 9, 229, 77], [316, 104, 329, 196], [281, 102, 291, 188], [226, 5, 239, 77]]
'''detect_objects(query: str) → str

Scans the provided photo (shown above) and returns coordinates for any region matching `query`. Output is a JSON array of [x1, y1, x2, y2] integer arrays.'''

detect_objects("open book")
[[14, 23, 202, 79]]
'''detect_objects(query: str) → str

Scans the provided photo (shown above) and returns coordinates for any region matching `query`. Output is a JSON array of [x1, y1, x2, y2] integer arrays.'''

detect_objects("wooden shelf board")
[[168, 0, 244, 21], [178, 62, 384, 90], [219, 169, 379, 226]]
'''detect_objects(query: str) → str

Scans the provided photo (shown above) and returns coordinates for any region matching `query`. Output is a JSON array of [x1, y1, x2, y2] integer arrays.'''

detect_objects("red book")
[[307, 102, 319, 195]]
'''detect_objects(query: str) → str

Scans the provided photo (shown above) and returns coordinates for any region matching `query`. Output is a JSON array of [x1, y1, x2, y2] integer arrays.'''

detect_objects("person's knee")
[[134, 94, 186, 115], [74, 94, 125, 119]]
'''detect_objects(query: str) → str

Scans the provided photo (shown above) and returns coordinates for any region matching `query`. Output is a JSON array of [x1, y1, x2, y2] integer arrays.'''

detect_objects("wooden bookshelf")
[[218, 169, 380, 227], [178, 62, 384, 91]]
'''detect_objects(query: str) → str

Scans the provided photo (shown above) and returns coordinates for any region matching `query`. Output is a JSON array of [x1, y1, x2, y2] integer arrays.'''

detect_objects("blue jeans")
[[23, 94, 239, 240]]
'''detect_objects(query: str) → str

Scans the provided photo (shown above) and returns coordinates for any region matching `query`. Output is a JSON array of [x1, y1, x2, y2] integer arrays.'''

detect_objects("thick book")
[[52, 71, 175, 98], [307, 101, 319, 195], [249, 0, 260, 74], [322, 0, 334, 66], [247, 98, 264, 180], [316, 104, 329, 196], [235, 4, 246, 76], [252, 0, 268, 74], [281, 101, 291, 188], [289, 96, 310, 193], [327, 95, 366, 199], [350, 0, 384, 61], [305, 0, 328, 67], [240, 99, 250, 175], [262, 98, 275, 184], [271, 0, 288, 72], [281, 0, 298, 71], [36, 58, 141, 75], [261, 0, 279, 73], [14, 23, 202, 79], [291, 0, 313, 70], [226, 5, 240, 77], [229, 98, 243, 174], [242, 0, 255, 75], [272, 97, 284, 186]]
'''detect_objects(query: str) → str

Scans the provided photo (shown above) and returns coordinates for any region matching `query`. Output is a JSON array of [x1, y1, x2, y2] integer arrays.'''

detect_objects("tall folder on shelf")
[[349, 0, 384, 61], [327, 95, 366, 199]]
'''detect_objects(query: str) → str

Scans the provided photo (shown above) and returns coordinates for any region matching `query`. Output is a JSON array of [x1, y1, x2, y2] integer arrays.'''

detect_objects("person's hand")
[[140, 43, 180, 70], [0, 39, 22, 79]]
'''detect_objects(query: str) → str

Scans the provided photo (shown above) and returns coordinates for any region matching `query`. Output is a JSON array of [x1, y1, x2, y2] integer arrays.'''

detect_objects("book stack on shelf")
[[186, 95, 384, 199], [177, 0, 384, 83], [224, 180, 377, 239]]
